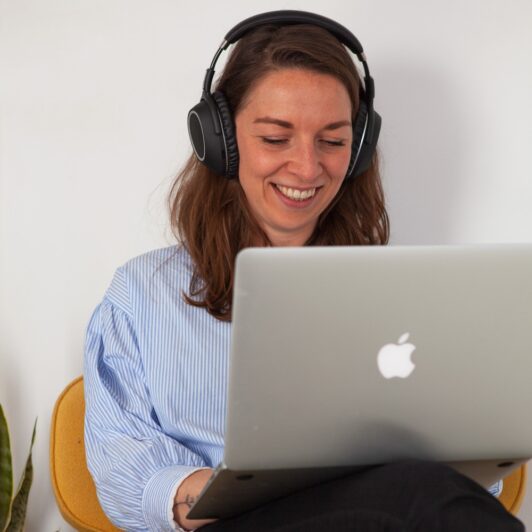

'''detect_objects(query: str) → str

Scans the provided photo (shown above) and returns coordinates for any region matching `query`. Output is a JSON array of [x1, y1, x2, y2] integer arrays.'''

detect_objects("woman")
[[84, 11, 524, 532]]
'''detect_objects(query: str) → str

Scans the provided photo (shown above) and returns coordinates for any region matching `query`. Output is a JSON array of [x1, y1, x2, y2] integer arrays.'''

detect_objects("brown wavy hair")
[[169, 24, 389, 321]]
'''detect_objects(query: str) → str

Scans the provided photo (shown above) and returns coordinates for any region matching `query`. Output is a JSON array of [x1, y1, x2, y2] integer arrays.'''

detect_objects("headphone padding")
[[212, 91, 240, 178], [347, 100, 368, 179], [354, 110, 381, 178]]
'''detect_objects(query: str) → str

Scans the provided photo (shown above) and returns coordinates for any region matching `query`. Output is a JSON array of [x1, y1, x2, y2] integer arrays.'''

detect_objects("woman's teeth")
[[275, 185, 316, 201]]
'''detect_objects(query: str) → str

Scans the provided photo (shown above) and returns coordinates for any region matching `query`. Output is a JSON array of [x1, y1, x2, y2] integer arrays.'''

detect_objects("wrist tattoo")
[[174, 493, 198, 510]]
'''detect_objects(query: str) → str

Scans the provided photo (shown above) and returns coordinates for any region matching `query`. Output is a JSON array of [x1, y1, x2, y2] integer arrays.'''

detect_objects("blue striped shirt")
[[84, 244, 503, 530], [84, 245, 230, 530]]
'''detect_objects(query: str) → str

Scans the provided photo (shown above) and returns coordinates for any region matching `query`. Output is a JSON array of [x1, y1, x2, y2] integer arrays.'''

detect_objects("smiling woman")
[[82, 10, 525, 532], [171, 21, 389, 321]]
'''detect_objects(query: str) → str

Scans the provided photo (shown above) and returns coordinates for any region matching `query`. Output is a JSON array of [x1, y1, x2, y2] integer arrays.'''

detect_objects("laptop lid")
[[223, 244, 532, 469]]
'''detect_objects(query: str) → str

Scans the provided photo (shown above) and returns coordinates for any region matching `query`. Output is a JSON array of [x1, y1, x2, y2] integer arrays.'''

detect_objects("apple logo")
[[377, 332, 416, 379]]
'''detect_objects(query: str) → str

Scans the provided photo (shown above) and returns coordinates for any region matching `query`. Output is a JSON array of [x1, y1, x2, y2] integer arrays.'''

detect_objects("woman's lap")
[[200, 460, 524, 532]]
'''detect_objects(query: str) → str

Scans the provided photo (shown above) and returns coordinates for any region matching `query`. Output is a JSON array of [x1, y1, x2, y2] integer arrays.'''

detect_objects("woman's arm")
[[173, 469, 218, 530], [84, 271, 211, 530]]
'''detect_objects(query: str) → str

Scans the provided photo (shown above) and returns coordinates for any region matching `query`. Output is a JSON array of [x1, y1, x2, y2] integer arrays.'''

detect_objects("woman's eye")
[[260, 138, 347, 147], [323, 140, 346, 147], [261, 137, 287, 145]]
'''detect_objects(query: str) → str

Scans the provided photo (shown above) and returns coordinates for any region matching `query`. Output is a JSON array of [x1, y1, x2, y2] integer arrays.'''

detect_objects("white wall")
[[1, 1, 531, 530]]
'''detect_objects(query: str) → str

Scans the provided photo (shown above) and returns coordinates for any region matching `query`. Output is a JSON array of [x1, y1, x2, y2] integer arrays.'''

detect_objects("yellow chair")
[[50, 377, 121, 532], [499, 460, 528, 515], [50, 377, 528, 531]]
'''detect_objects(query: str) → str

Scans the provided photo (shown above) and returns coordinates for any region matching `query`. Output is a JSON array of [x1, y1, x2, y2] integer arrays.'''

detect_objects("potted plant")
[[0, 405, 36, 532]]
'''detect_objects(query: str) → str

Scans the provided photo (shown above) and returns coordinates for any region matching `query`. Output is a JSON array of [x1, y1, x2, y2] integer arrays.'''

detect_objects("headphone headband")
[[188, 10, 381, 180], [224, 10, 364, 55], [204, 10, 373, 101]]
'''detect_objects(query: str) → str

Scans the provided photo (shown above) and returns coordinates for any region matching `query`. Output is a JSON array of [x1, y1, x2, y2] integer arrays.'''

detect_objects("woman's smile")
[[271, 183, 321, 208]]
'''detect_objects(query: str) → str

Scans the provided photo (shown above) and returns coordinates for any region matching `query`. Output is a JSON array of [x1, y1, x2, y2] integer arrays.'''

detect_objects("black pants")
[[202, 461, 525, 531]]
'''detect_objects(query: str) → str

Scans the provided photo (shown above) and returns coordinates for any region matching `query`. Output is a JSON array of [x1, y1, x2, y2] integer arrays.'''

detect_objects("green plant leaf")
[[5, 419, 37, 532], [0, 405, 14, 532]]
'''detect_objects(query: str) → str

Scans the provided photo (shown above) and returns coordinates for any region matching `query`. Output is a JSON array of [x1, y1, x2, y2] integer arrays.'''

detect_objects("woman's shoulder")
[[104, 244, 193, 310], [119, 243, 191, 276]]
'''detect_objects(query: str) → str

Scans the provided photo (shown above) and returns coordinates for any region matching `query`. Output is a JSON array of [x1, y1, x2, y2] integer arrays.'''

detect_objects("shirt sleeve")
[[487, 479, 503, 498], [83, 268, 208, 531]]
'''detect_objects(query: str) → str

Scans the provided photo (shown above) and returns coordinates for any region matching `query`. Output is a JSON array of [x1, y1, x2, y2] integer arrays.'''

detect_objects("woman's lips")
[[272, 183, 321, 207]]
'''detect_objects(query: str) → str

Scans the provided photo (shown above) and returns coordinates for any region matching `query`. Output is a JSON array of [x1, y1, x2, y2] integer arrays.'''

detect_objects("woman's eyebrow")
[[253, 117, 351, 130], [253, 117, 293, 128], [323, 120, 351, 130]]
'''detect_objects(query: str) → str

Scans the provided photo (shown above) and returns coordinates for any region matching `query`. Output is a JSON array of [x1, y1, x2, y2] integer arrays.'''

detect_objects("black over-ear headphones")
[[187, 10, 381, 180]]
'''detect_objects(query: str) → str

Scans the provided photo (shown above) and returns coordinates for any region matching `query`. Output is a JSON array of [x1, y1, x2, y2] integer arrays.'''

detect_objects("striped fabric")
[[84, 245, 230, 530], [488, 479, 503, 498], [84, 244, 502, 531]]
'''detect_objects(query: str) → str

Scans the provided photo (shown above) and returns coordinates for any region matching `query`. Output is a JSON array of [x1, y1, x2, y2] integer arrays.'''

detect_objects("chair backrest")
[[499, 460, 528, 515], [50, 376, 121, 532], [50, 376, 528, 529]]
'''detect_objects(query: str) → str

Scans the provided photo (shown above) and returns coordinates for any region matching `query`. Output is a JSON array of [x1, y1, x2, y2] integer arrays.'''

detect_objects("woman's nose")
[[286, 141, 323, 181]]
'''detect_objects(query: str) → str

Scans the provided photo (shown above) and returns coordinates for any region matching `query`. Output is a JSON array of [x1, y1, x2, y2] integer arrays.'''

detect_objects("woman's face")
[[235, 68, 353, 247]]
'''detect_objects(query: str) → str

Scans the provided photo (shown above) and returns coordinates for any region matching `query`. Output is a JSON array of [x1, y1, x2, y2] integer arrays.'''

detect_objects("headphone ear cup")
[[188, 95, 227, 176], [346, 100, 369, 180], [354, 109, 381, 178], [212, 91, 239, 178]]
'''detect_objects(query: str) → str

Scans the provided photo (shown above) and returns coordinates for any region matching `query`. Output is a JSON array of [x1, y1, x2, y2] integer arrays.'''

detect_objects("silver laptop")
[[188, 244, 532, 520]]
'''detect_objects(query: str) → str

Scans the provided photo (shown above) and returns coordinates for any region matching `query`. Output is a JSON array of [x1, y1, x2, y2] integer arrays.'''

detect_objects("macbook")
[[188, 244, 532, 519]]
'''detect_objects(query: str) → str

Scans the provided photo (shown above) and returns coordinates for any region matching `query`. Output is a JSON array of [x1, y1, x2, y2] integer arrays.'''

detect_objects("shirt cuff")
[[142, 464, 210, 531], [487, 479, 504, 498]]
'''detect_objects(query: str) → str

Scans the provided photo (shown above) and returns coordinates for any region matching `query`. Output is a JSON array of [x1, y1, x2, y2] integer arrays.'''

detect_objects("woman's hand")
[[173, 469, 218, 530]]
